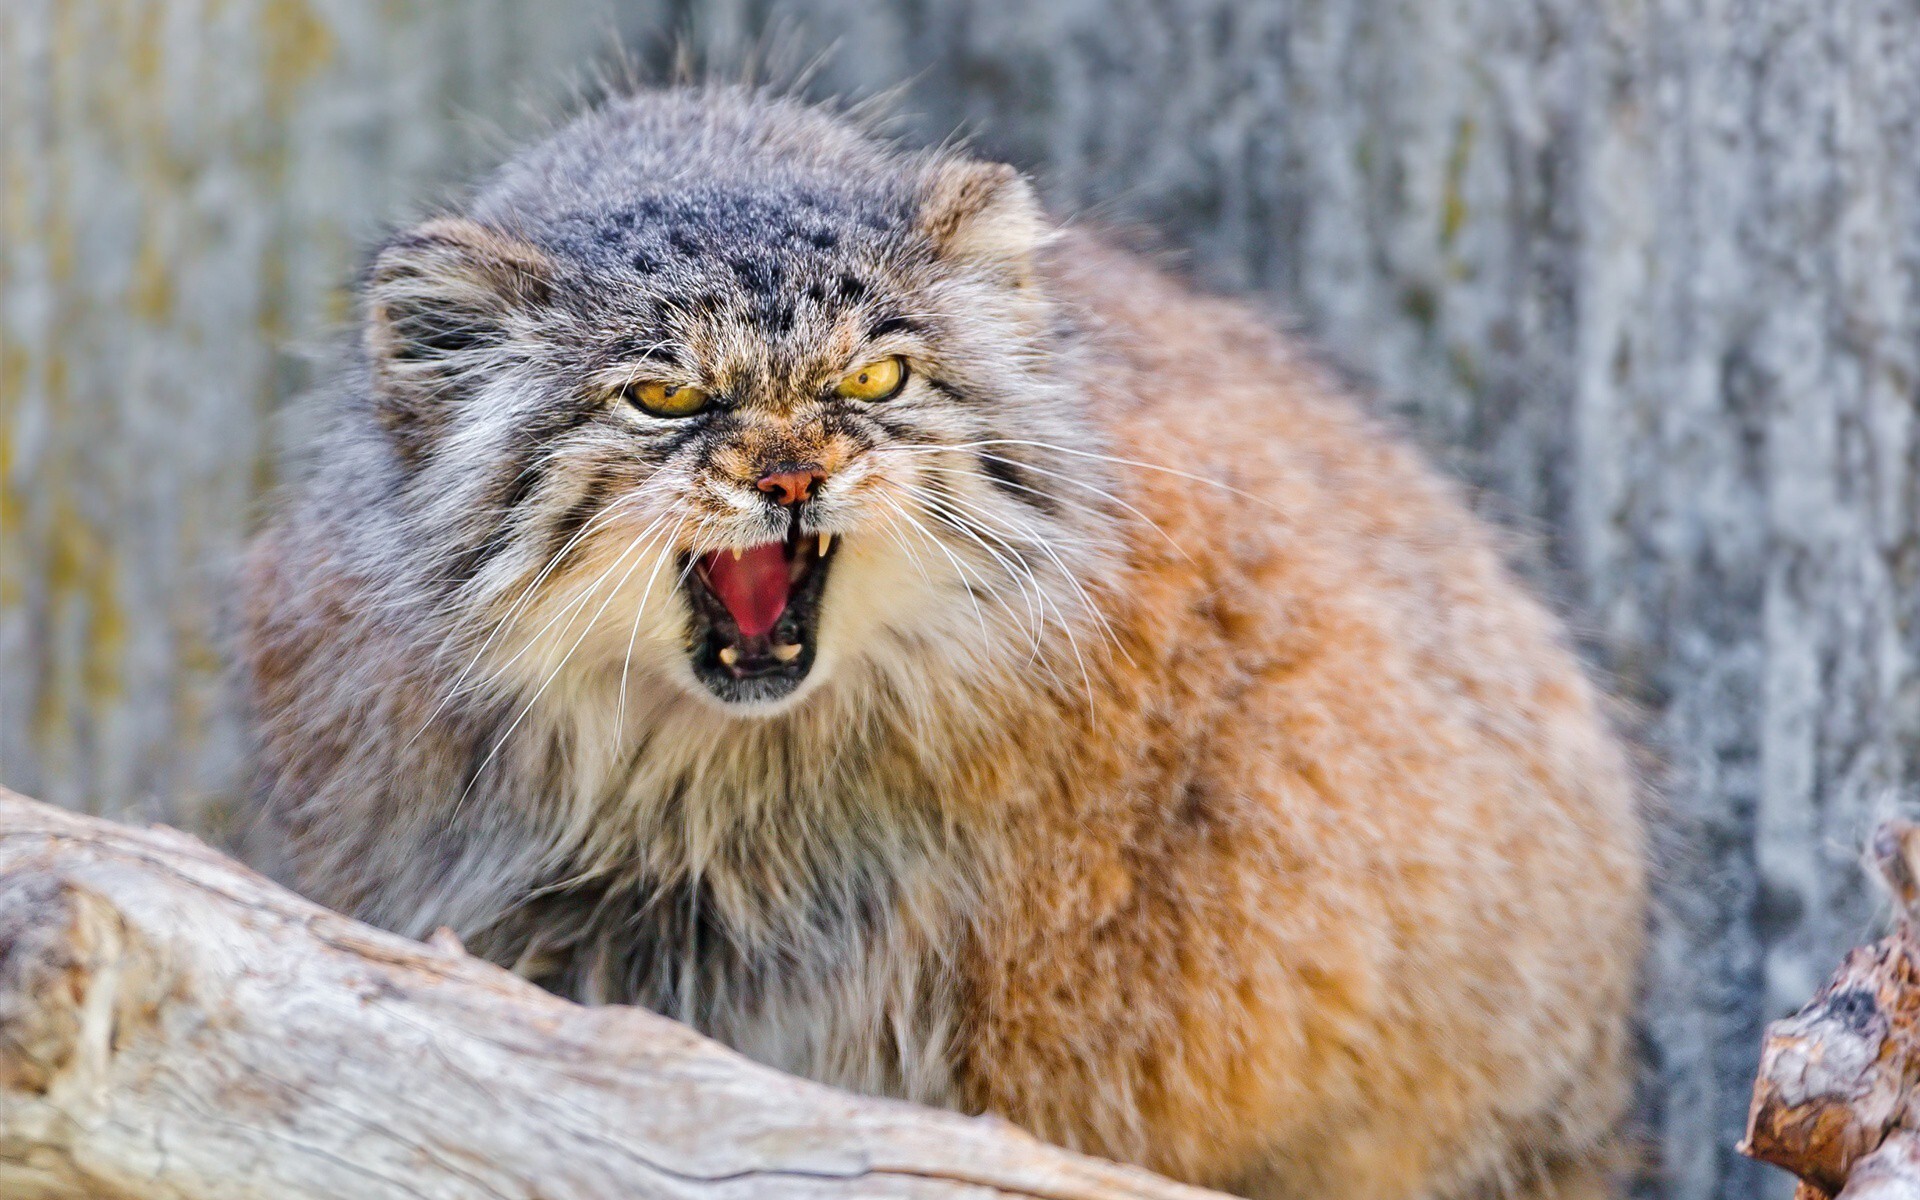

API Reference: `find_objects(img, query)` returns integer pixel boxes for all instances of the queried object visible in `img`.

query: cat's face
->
[365,150,1112,716]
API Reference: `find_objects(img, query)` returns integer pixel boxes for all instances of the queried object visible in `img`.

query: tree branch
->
[0,787,1220,1200]
[1743,821,1920,1200]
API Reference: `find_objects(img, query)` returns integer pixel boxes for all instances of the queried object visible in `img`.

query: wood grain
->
[0,786,1221,1200]
[1745,823,1920,1200]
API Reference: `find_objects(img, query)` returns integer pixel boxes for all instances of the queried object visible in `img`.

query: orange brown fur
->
[952,241,1644,1196]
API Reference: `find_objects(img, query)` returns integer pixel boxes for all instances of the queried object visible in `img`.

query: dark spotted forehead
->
[541,185,918,278]
[537,185,930,369]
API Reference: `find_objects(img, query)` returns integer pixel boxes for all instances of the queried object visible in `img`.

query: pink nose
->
[757,465,826,507]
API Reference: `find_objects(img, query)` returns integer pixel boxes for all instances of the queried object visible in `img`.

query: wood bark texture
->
[1744,822,1920,1200]
[1,0,608,832]
[0,785,1221,1200]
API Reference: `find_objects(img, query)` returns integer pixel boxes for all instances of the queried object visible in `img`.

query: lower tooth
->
[772,642,803,663]
[718,646,740,666]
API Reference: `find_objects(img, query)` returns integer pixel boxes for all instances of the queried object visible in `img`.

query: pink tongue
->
[699,544,791,639]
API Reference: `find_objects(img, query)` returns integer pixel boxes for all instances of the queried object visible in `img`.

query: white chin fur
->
[669,527,1005,718]
[498,522,1015,727]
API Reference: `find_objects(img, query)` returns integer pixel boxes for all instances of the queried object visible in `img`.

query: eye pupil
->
[833,355,907,402]
[621,379,707,417]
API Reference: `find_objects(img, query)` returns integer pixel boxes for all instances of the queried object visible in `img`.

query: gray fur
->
[242,86,1112,1102]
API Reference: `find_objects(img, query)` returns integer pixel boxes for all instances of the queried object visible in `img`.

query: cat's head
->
[363,90,1116,716]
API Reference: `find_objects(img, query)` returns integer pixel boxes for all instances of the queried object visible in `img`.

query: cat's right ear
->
[917,160,1050,290]
[364,217,553,458]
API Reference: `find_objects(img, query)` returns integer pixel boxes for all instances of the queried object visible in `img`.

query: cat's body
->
[243,89,1645,1199]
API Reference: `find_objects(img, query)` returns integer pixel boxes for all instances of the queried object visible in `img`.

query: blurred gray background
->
[8,2,1918,1197]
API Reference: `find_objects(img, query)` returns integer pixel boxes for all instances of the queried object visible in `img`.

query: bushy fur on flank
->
[242,87,1646,1200]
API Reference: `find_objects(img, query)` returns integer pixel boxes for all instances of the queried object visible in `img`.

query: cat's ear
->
[917,160,1050,289]
[364,217,553,457]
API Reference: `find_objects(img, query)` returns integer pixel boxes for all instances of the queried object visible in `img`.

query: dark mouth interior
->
[683,524,836,702]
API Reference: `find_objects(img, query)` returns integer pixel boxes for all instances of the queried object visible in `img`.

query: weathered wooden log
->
[0,786,1220,1200]
[1835,1131,1920,1200]
[1742,822,1920,1200]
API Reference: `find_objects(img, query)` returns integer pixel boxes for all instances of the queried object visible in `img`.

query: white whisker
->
[455,517,672,814]
[888,443,1193,565]
[403,488,658,753]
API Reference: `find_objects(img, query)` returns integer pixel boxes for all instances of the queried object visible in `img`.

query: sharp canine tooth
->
[772,642,803,662]
[818,533,832,557]
[730,547,742,561]
[718,646,739,666]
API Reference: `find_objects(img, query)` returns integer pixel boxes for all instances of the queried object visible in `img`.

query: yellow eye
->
[834,356,908,402]
[625,380,710,418]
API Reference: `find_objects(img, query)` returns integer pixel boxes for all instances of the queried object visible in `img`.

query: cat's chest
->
[515,847,969,1109]
[527,714,983,1106]
[692,913,966,1108]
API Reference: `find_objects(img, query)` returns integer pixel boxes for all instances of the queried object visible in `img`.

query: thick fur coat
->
[242,88,1646,1200]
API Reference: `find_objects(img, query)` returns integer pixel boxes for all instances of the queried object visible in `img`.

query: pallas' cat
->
[243,87,1645,1200]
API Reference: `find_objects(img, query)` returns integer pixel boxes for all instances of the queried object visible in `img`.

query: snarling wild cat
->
[242,87,1646,1200]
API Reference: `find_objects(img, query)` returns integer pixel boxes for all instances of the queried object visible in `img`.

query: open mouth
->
[682,524,837,704]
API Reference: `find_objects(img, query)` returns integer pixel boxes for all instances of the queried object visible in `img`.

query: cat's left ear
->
[363,216,554,461]
[917,160,1051,289]
[366,216,553,369]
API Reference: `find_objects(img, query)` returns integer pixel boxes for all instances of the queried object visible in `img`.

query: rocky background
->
[11,3,1920,1197]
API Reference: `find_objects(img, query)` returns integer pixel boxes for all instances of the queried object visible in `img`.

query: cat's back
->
[974,235,1646,1198]
[1048,231,1611,730]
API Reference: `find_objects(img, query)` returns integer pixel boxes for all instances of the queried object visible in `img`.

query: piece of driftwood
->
[1743,821,1920,1200]
[0,787,1220,1200]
